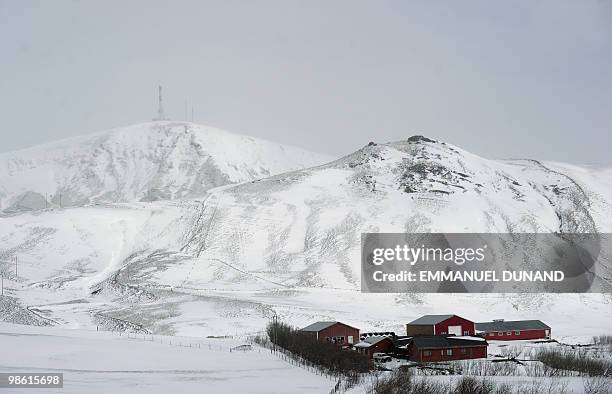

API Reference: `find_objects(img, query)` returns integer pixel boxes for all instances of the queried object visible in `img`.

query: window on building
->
[332,336,345,344]
[423,351,432,357]
[463,331,470,335]
[497,332,503,336]
[440,331,446,335]
[446,349,453,356]
[515,331,520,335]
[461,348,467,354]
[506,332,512,336]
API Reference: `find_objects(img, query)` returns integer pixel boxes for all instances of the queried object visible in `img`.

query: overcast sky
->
[1,0,611,164]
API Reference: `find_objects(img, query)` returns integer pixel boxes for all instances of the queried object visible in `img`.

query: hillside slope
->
[1,135,611,336]
[176,136,609,290]
[0,121,330,213]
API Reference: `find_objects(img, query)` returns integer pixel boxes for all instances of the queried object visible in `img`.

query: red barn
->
[476,320,551,341]
[300,321,359,347]
[354,336,395,359]
[406,314,475,337]
[406,336,488,362]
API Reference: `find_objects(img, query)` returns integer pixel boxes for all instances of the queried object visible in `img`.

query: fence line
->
[103,329,353,391]
[252,337,367,393]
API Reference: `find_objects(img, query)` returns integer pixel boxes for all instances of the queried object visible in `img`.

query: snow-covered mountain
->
[173,136,612,290]
[1,133,611,337]
[0,121,330,213]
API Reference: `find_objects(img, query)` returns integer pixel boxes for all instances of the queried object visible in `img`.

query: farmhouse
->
[354,336,395,359]
[406,314,475,336]
[405,335,488,362]
[300,321,359,347]
[476,319,551,340]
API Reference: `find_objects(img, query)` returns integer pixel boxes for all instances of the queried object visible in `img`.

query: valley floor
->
[1,322,610,394]
[0,323,334,394]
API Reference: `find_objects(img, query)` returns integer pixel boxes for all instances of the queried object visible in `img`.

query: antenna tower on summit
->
[153,85,169,121]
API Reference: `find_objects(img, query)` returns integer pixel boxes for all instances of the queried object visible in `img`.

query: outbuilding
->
[406,335,488,362]
[406,314,475,337]
[300,321,359,347]
[475,319,551,341]
[354,336,395,358]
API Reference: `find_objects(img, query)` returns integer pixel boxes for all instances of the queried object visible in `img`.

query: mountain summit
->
[0,121,330,213]
[174,136,611,289]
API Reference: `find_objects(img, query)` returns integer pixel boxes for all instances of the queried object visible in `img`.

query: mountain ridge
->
[0,121,331,213]
[1,128,611,335]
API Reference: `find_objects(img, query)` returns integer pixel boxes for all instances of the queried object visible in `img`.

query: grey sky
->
[1,0,611,164]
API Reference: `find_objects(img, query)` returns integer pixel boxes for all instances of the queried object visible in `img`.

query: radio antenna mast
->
[153,85,168,121]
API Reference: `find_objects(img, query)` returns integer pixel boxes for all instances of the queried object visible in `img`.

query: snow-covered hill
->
[175,136,610,290]
[0,121,330,213]
[1,134,611,337]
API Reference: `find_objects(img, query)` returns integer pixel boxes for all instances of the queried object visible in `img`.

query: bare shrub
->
[593,335,612,354]
[535,348,611,377]
[582,375,612,394]
[514,379,543,394]
[592,335,612,346]
[455,359,519,376]
[500,344,523,359]
[267,321,370,376]
[369,372,513,394]
[494,383,513,394]
[368,369,447,394]
[541,379,570,394]
[454,376,496,394]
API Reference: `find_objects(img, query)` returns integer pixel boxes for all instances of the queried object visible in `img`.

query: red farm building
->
[406,335,488,362]
[300,321,359,347]
[476,319,551,341]
[406,314,475,337]
[353,336,395,359]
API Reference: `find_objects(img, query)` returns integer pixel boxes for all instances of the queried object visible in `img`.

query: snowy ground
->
[0,322,334,394]
[1,322,609,393]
